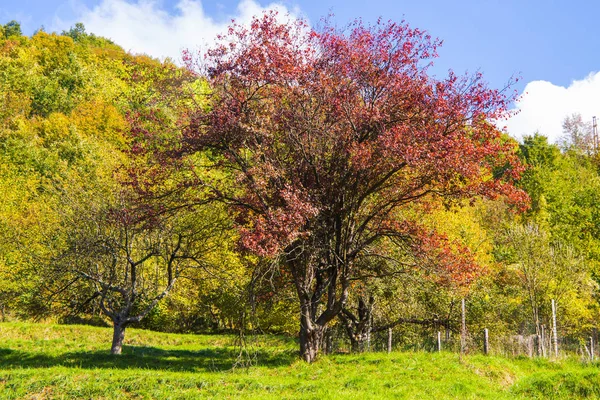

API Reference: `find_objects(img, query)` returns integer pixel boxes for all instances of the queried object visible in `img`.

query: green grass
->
[0,322,599,399]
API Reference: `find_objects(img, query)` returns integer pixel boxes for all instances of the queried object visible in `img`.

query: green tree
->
[44,186,228,354]
[3,21,21,38]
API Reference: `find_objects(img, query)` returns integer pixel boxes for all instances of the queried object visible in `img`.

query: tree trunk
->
[299,323,323,363]
[287,247,349,363]
[339,296,373,353]
[298,299,325,362]
[111,322,127,355]
[350,335,361,353]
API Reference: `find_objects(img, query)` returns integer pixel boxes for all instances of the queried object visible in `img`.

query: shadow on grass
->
[0,345,297,372]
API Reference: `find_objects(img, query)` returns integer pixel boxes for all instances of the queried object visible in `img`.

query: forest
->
[1,14,600,371]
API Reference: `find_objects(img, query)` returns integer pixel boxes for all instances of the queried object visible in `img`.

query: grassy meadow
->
[1,322,600,399]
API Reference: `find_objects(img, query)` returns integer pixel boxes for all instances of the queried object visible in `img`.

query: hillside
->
[1,322,599,399]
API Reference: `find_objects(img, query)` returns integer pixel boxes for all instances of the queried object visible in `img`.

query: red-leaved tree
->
[173,13,527,362]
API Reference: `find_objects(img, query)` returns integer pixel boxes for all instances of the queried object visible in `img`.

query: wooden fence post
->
[540,325,546,357]
[437,331,442,352]
[460,298,466,356]
[366,307,373,352]
[551,299,558,357]
[326,330,333,355]
[484,328,489,355]
[387,328,392,354]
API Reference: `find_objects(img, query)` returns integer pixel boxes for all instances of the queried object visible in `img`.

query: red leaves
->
[411,224,483,289]
[237,184,318,256]
[180,14,527,275]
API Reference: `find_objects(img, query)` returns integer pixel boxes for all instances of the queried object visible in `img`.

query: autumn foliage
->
[168,13,528,361]
[0,17,535,363]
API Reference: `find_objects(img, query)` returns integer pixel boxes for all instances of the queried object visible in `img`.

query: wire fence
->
[319,305,598,361]
[322,326,598,359]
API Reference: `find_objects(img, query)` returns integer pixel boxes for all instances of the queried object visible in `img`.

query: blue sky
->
[1,0,600,141]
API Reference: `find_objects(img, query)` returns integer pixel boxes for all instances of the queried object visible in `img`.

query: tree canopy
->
[139,13,529,361]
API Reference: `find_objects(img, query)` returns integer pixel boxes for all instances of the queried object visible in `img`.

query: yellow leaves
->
[0,91,31,127]
[36,112,72,142]
[182,78,211,111]
[423,200,494,268]
[0,162,60,263]
[129,53,162,68]
[72,100,127,146]
[30,32,75,69]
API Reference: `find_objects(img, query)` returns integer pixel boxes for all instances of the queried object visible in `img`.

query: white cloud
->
[505,72,600,143]
[55,0,303,63]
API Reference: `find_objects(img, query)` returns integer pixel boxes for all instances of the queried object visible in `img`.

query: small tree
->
[3,21,22,39]
[169,13,527,362]
[47,189,224,354]
[560,113,593,155]
[501,223,592,341]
